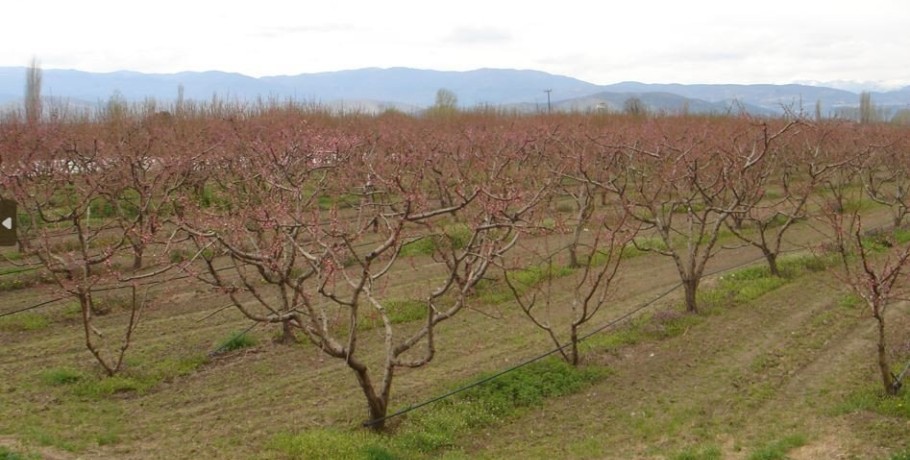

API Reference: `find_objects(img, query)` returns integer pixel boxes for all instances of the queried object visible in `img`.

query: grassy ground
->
[1,207,909,459]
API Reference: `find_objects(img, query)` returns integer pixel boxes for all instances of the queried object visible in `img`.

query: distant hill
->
[551,91,776,116]
[0,66,907,117]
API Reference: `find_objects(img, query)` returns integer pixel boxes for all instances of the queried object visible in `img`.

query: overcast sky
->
[3,0,908,88]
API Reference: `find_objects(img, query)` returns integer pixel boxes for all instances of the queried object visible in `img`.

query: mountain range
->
[1,66,908,117]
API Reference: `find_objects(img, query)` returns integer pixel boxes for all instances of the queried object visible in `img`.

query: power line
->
[0,295,67,318]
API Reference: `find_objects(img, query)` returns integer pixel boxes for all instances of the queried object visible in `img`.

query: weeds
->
[395,359,607,453]
[700,254,832,311]
[0,446,39,460]
[672,444,723,460]
[50,355,208,398]
[40,367,84,386]
[477,263,573,305]
[837,384,910,419]
[269,429,390,460]
[268,358,609,458]
[747,434,806,460]
[0,313,49,332]
[358,299,427,330]
[399,224,472,257]
[0,271,47,292]
[215,331,257,353]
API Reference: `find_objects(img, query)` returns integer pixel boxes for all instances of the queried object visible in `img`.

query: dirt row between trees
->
[0,208,905,458]
[463,270,910,459]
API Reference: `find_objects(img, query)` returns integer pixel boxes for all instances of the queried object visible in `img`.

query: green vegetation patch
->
[268,358,608,459]
[40,367,85,386]
[747,434,806,460]
[582,308,702,354]
[0,313,50,332]
[585,254,833,357]
[214,331,258,354]
[397,358,607,453]
[399,224,473,257]
[39,355,207,398]
[622,236,669,259]
[476,263,574,305]
[317,193,360,210]
[862,226,910,253]
[268,429,391,460]
[0,446,40,460]
[700,254,833,311]
[672,444,723,460]
[358,299,427,330]
[0,272,46,292]
[837,384,910,419]
[399,236,437,257]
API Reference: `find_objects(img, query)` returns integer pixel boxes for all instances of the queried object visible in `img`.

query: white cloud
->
[443,27,511,45]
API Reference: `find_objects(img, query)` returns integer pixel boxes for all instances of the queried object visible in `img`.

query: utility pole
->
[544,89,552,114]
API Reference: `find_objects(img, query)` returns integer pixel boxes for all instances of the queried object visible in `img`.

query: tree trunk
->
[683,278,699,314]
[352,364,390,431]
[765,250,780,277]
[569,325,580,366]
[875,313,897,395]
[276,319,298,344]
[132,245,144,270]
[568,240,581,269]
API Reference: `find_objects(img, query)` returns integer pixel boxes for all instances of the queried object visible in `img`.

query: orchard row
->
[2,107,908,427]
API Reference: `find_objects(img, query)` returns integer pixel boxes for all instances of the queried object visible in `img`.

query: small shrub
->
[215,331,257,353]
